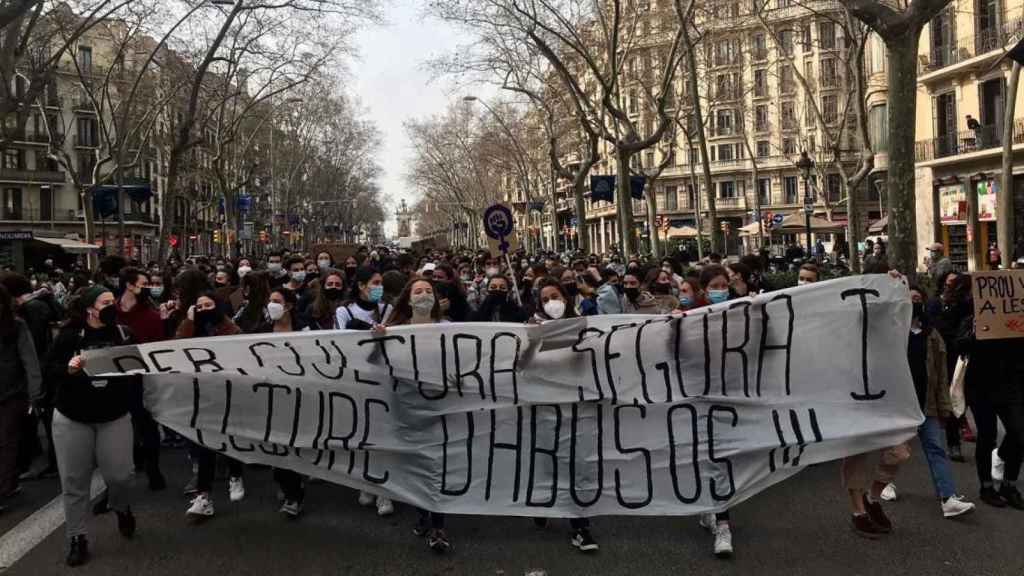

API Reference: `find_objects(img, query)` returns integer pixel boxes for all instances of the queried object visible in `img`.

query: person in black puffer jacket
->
[44,285,138,567]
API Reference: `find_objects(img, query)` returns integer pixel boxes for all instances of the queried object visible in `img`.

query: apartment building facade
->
[523,0,885,257]
[914,0,1024,271]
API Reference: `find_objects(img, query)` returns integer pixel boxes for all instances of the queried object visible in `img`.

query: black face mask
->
[487,289,508,301]
[195,309,220,329]
[345,266,358,275]
[324,288,344,301]
[650,283,671,295]
[215,280,229,288]
[97,305,117,327]
[624,287,641,302]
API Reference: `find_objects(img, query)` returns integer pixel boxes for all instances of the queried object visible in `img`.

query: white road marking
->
[0,473,105,573]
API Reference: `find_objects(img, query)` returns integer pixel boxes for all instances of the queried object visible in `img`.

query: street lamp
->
[795,150,815,258]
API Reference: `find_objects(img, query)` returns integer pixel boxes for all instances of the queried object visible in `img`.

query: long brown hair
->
[310,269,345,322]
[386,277,441,326]
[238,271,272,328]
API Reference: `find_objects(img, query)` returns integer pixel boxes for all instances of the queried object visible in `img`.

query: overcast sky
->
[350,0,466,236]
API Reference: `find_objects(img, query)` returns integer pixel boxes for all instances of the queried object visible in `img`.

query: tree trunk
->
[685,46,720,254]
[999,62,1019,269]
[884,32,923,276]
[846,178,863,274]
[573,173,590,254]
[646,181,661,257]
[616,147,636,256]
[81,186,97,270]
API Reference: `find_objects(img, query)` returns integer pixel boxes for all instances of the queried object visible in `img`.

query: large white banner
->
[85,275,922,517]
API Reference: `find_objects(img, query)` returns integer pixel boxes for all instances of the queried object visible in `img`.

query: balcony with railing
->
[915,118,1024,161]
[716,195,748,209]
[0,167,66,183]
[922,16,1024,75]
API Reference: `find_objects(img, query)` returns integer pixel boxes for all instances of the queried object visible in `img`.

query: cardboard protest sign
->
[972,269,1024,340]
[483,203,519,258]
[84,275,920,517]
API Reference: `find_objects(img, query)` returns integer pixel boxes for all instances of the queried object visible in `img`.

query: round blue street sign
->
[772,213,785,224]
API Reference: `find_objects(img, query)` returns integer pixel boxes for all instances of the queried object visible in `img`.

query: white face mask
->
[267,302,286,321]
[486,267,499,278]
[797,279,810,286]
[317,259,332,270]
[411,293,435,315]
[543,299,566,320]
[237,266,252,278]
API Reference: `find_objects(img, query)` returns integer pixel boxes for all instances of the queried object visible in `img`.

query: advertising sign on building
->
[939,185,967,224]
[977,180,997,222]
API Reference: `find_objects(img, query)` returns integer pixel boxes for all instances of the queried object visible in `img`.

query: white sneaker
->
[186,493,214,517]
[357,491,375,507]
[942,495,976,518]
[376,496,394,517]
[280,500,302,518]
[880,483,898,502]
[713,522,733,558]
[698,513,717,533]
[992,448,1005,486]
[228,477,245,503]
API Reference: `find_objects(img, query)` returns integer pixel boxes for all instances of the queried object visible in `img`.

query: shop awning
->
[665,225,700,238]
[34,236,100,254]
[772,212,844,233]
[868,215,888,233]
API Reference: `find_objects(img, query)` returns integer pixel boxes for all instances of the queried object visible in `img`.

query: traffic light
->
[213,229,222,244]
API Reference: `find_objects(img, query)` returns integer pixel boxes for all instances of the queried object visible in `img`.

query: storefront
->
[0,230,33,271]
[937,183,968,270]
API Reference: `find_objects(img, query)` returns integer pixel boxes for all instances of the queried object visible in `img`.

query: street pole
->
[999,61,1019,269]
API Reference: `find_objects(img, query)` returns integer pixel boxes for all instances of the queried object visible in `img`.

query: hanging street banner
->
[83,275,921,517]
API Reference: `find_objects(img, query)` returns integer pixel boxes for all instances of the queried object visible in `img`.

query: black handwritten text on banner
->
[85,275,922,517]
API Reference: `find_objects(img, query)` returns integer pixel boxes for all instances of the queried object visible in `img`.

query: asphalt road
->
[3,440,1022,576]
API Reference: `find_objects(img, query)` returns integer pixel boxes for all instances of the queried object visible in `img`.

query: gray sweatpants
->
[52,410,135,538]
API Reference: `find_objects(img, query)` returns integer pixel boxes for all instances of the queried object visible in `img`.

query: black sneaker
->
[851,514,886,539]
[427,528,452,554]
[92,492,110,515]
[532,517,549,529]
[571,528,599,552]
[980,486,1008,508]
[862,495,892,533]
[116,508,136,539]
[412,516,429,537]
[949,445,966,463]
[66,535,90,567]
[998,485,1024,510]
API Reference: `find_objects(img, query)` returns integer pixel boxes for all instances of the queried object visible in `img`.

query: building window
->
[666,185,678,210]
[77,116,98,147]
[801,24,812,50]
[778,29,793,56]
[628,88,638,114]
[756,140,770,157]
[719,180,736,198]
[805,97,816,127]
[784,176,798,203]
[718,143,735,161]
[753,68,767,97]
[752,33,768,61]
[822,94,838,124]
[820,57,837,87]
[78,46,92,72]
[819,21,836,49]
[827,173,842,202]
[3,188,22,219]
[755,104,769,132]
[2,149,22,170]
[868,103,887,151]
[783,137,796,155]
[758,178,771,205]
[781,100,796,129]
[715,109,734,136]
[780,64,794,95]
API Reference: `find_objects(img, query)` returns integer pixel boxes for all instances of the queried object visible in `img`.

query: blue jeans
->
[918,416,956,499]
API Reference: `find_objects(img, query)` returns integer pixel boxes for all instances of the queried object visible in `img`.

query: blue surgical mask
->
[368,285,384,303]
[708,289,730,304]
[679,295,694,308]
[149,286,164,298]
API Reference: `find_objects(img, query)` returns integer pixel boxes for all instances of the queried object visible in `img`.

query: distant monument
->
[396,198,413,239]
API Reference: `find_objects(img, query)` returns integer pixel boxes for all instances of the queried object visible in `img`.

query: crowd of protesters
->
[0,242,1020,568]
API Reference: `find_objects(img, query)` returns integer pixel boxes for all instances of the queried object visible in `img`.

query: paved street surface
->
[2,441,1021,576]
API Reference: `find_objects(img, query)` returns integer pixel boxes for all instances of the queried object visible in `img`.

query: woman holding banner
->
[335,266,395,518]
[696,265,736,558]
[381,277,453,553]
[44,285,138,567]
[178,292,247,521]
[527,277,600,553]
